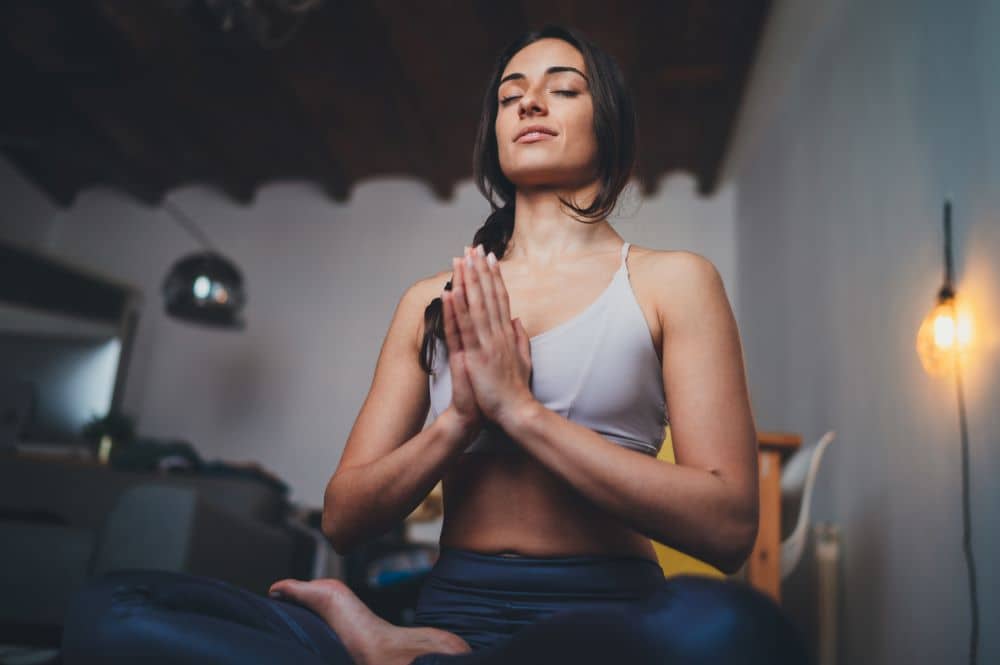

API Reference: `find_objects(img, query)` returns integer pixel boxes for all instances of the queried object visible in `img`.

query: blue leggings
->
[62,548,808,665]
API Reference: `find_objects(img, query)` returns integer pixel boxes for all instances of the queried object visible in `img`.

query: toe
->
[268,579,308,601]
[268,579,293,595]
[269,580,337,614]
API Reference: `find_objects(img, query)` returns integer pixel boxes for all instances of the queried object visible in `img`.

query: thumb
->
[513,318,530,365]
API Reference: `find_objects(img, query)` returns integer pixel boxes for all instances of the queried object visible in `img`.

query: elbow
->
[715,512,759,576]
[320,510,344,555]
[321,481,357,556]
[321,507,358,556]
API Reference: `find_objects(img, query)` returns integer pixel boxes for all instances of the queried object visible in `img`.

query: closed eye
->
[499,90,580,105]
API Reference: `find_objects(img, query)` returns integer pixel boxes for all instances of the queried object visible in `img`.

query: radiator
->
[814,522,842,665]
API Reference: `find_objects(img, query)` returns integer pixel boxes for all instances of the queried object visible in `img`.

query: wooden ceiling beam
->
[259,4,419,196]
[95,1,283,202]
[692,1,772,193]
[0,151,78,206]
[370,1,527,199]
[0,0,770,205]
[0,32,159,205]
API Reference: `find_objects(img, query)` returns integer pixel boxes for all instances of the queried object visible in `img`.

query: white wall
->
[1,165,738,509]
[726,0,999,662]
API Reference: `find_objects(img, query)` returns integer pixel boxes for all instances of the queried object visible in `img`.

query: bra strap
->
[620,241,631,270]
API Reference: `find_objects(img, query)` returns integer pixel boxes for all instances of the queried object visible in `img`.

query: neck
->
[506,181,619,267]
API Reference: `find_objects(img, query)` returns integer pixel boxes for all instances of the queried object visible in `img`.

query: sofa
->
[0,451,319,646]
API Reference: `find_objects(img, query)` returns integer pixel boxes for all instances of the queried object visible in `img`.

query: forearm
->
[500,400,758,573]
[323,408,476,553]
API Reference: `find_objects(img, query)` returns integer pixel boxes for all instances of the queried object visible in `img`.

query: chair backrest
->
[780,430,836,579]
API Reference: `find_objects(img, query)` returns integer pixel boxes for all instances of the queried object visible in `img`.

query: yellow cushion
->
[651,427,725,579]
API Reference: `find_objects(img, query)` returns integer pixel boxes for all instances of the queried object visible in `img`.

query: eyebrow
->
[499,66,589,86]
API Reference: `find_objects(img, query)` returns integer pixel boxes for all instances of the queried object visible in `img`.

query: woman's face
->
[495,38,598,189]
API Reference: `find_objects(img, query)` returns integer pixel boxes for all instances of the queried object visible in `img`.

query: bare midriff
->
[438,446,659,564]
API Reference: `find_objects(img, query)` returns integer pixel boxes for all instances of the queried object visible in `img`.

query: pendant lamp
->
[161,199,246,330]
[914,199,980,664]
[915,200,974,375]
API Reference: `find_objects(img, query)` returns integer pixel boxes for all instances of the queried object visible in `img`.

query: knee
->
[66,569,184,620]
[62,570,179,662]
[636,576,809,665]
[65,570,155,621]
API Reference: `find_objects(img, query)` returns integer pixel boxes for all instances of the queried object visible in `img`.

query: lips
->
[514,125,558,142]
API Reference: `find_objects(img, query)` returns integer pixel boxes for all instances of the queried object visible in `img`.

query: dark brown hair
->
[419,24,638,374]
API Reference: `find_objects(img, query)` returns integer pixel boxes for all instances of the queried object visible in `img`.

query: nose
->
[517,85,547,117]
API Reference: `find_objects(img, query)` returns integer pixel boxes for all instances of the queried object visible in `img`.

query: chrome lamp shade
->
[162,251,246,329]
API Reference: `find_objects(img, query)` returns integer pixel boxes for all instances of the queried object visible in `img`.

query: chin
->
[503,162,593,190]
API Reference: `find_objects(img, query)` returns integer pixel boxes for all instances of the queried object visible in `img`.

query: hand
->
[450,244,535,424]
[441,267,484,437]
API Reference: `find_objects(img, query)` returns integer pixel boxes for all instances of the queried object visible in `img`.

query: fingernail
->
[269,591,283,598]
[487,252,497,266]
[465,254,474,268]
[476,244,485,257]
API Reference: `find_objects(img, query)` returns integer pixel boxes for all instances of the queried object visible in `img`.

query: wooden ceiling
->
[0,0,770,206]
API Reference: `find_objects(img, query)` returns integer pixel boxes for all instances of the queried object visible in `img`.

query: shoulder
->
[409,268,453,301]
[631,247,728,330]
[405,269,453,348]
[630,244,721,287]
[651,249,720,283]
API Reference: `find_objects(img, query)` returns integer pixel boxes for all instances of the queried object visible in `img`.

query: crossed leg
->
[63,570,806,665]
[62,570,467,665]
[274,574,808,665]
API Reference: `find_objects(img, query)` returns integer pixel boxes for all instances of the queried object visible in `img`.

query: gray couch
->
[0,452,316,646]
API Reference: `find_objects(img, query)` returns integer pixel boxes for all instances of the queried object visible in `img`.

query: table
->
[746,431,802,604]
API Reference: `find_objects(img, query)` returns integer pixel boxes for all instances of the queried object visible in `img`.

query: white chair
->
[779,430,836,580]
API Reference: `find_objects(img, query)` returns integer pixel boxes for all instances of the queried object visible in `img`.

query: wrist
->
[495,393,542,435]
[439,407,482,443]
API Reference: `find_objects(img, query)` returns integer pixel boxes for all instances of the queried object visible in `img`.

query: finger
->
[441,288,463,353]
[485,250,516,346]
[472,245,503,337]
[451,256,480,351]
[514,317,531,367]
[486,251,512,322]
[461,249,491,347]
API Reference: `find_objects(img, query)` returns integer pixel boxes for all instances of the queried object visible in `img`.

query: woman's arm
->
[322,276,479,554]
[496,253,759,574]
[324,406,477,554]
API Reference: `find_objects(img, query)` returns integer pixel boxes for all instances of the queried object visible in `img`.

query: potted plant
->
[81,410,136,464]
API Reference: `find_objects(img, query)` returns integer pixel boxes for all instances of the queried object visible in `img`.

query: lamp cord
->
[951,301,978,665]
[162,199,215,251]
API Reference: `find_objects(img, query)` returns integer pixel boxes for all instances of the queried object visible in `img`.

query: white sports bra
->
[428,241,668,455]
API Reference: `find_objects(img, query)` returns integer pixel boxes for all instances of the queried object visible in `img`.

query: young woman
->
[62,25,806,665]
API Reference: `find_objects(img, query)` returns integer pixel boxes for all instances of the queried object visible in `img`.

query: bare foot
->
[269,578,471,665]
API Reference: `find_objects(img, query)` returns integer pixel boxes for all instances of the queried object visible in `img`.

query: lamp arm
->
[162,199,216,251]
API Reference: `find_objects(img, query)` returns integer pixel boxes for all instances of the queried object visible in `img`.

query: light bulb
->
[193,275,212,299]
[916,297,975,376]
